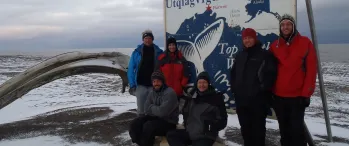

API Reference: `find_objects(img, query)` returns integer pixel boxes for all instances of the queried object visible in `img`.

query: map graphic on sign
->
[164,0,296,112]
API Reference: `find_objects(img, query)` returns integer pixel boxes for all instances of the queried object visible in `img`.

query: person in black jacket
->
[230,28,277,146]
[166,71,227,146]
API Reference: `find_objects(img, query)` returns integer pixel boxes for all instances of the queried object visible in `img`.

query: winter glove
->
[129,87,136,96]
[183,86,194,97]
[299,96,310,107]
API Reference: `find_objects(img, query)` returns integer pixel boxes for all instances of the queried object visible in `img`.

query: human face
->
[152,79,163,90]
[168,43,176,52]
[143,36,153,46]
[197,79,209,92]
[280,20,293,37]
[242,36,256,48]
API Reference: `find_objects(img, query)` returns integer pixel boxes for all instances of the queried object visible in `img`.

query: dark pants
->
[166,129,215,146]
[273,96,307,146]
[129,115,176,146]
[236,105,268,146]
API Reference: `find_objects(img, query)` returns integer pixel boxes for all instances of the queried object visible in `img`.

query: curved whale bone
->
[0,52,130,110]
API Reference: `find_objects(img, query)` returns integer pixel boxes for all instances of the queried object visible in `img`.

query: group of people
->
[126,14,318,146]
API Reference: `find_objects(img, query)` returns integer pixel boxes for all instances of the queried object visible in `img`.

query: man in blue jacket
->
[127,29,163,116]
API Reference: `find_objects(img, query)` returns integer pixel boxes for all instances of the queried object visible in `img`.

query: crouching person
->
[129,70,179,146]
[166,71,228,146]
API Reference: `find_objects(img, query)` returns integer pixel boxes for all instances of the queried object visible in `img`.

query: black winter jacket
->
[230,42,277,107]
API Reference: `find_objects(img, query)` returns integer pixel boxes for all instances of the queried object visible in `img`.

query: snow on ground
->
[0,55,348,146]
[0,71,136,124]
[0,135,111,146]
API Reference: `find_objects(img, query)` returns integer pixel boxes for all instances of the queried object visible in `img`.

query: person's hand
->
[183,86,194,96]
[129,87,136,96]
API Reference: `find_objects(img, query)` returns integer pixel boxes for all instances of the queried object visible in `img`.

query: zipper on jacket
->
[153,46,158,72]
[136,45,158,85]
[170,63,174,88]
[257,60,266,88]
[188,92,197,120]
[136,48,144,84]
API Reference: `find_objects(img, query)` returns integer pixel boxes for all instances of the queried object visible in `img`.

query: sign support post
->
[305,0,333,142]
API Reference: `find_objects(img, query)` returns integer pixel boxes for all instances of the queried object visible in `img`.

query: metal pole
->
[163,0,168,49]
[294,0,297,20]
[305,0,333,142]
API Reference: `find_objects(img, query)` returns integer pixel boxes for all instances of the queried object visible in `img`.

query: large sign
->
[164,0,296,116]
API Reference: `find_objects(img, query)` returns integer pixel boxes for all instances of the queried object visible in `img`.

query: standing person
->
[269,14,318,146]
[230,28,277,146]
[128,70,179,146]
[157,37,189,111]
[127,29,163,116]
[166,71,227,146]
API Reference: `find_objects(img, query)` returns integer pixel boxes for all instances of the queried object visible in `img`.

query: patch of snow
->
[0,135,112,146]
[1,56,349,145]
[306,118,349,139]
[66,58,123,69]
[0,71,135,124]
[225,141,242,146]
[0,92,136,124]
[114,131,131,143]
[321,142,349,146]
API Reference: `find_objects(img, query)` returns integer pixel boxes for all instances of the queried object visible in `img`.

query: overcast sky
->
[0,0,347,50]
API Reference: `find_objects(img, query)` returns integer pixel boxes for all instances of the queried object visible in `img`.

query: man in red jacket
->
[269,14,318,146]
[157,37,189,105]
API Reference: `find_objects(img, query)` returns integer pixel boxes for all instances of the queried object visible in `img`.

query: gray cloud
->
[297,0,349,43]
[0,0,165,49]
[0,0,347,50]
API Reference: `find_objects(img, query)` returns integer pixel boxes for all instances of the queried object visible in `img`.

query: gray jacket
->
[144,86,179,124]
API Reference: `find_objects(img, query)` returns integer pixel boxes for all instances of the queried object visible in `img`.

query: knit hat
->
[142,29,154,40]
[166,37,177,52]
[151,70,165,83]
[279,14,296,36]
[196,71,210,84]
[242,28,257,40]
[196,71,216,95]
[276,14,298,47]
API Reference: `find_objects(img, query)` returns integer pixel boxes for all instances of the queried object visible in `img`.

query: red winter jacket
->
[157,51,189,96]
[269,33,318,98]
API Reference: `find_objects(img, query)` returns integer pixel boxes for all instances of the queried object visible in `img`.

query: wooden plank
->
[158,137,225,146]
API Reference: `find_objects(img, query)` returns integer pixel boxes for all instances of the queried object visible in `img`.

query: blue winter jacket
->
[127,43,163,88]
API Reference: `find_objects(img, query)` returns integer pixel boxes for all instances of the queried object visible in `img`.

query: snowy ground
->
[0,55,348,146]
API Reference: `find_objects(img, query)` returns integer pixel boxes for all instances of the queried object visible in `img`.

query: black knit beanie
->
[151,70,165,83]
[166,37,177,52]
[196,71,210,84]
